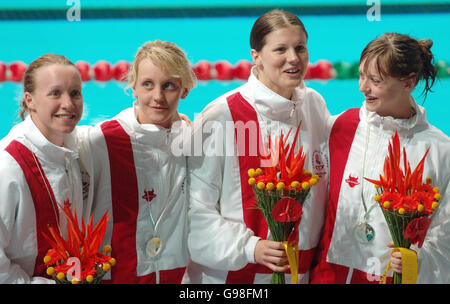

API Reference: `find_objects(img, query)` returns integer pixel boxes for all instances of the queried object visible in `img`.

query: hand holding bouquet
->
[365,132,441,284]
[248,124,319,284]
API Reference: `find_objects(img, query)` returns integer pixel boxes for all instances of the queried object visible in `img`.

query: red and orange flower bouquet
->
[43,201,116,284]
[365,132,441,284]
[248,124,319,284]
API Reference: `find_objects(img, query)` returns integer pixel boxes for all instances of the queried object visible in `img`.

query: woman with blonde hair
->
[0,54,86,283]
[79,40,196,283]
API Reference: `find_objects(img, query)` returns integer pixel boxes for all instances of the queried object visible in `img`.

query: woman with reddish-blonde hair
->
[0,54,86,283]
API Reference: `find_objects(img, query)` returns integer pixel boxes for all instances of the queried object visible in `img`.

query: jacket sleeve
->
[187,102,260,271]
[416,141,450,283]
[0,154,54,284]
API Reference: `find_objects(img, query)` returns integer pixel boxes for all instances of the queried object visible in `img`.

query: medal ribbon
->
[380,248,418,284]
[282,241,299,284]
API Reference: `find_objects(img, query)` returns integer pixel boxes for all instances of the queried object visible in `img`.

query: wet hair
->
[126,40,197,92]
[250,9,308,52]
[360,32,437,100]
[20,53,77,121]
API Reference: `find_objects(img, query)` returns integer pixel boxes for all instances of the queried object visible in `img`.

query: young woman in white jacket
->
[184,9,331,284]
[0,54,86,283]
[310,33,450,283]
[78,40,196,284]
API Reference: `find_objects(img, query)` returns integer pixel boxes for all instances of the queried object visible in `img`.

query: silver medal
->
[353,222,375,243]
[146,236,163,257]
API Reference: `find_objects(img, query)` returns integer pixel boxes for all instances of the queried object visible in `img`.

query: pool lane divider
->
[1,59,449,82]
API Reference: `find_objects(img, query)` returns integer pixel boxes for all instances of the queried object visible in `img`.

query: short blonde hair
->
[126,40,197,91]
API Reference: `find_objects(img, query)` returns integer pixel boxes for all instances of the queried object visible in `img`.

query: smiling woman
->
[184,9,331,284]
[250,10,309,100]
[22,61,83,146]
[0,53,86,283]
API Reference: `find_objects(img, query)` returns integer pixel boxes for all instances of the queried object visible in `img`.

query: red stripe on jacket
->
[309,108,386,283]
[225,92,315,284]
[101,120,185,284]
[5,140,59,278]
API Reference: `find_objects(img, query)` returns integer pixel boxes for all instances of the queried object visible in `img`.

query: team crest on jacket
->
[345,175,360,187]
[142,189,156,202]
[312,150,327,178]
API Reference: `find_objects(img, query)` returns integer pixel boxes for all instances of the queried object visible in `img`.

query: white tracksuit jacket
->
[184,70,331,283]
[310,101,450,283]
[0,116,85,283]
[77,106,189,283]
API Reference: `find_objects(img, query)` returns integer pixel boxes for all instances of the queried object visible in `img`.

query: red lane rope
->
[0,59,344,82]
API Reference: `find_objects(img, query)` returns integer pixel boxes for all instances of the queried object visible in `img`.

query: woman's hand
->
[387,242,402,274]
[178,113,192,127]
[254,239,289,272]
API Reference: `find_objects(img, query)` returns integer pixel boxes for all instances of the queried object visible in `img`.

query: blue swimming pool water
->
[1,13,449,137]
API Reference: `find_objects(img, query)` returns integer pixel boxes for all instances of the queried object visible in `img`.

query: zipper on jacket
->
[166,128,171,145]
[291,101,300,152]
[289,102,297,119]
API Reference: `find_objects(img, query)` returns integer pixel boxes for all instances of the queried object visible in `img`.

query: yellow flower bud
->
[374,195,381,202]
[104,245,112,253]
[276,182,285,191]
[109,258,117,266]
[103,263,111,272]
[46,267,55,276]
[43,255,51,264]
[433,187,440,193]
[56,272,65,280]
[290,181,300,189]
[417,204,424,212]
[375,184,380,189]
[256,182,265,190]
[266,182,275,191]
[302,182,310,190]
[426,177,432,184]
[434,193,441,201]
[398,208,405,215]
[248,168,256,178]
[383,201,390,209]
[72,278,80,284]
[248,177,256,185]
[309,178,318,186]
[432,202,439,210]
[255,168,263,176]
[86,275,94,283]
[304,170,312,177]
